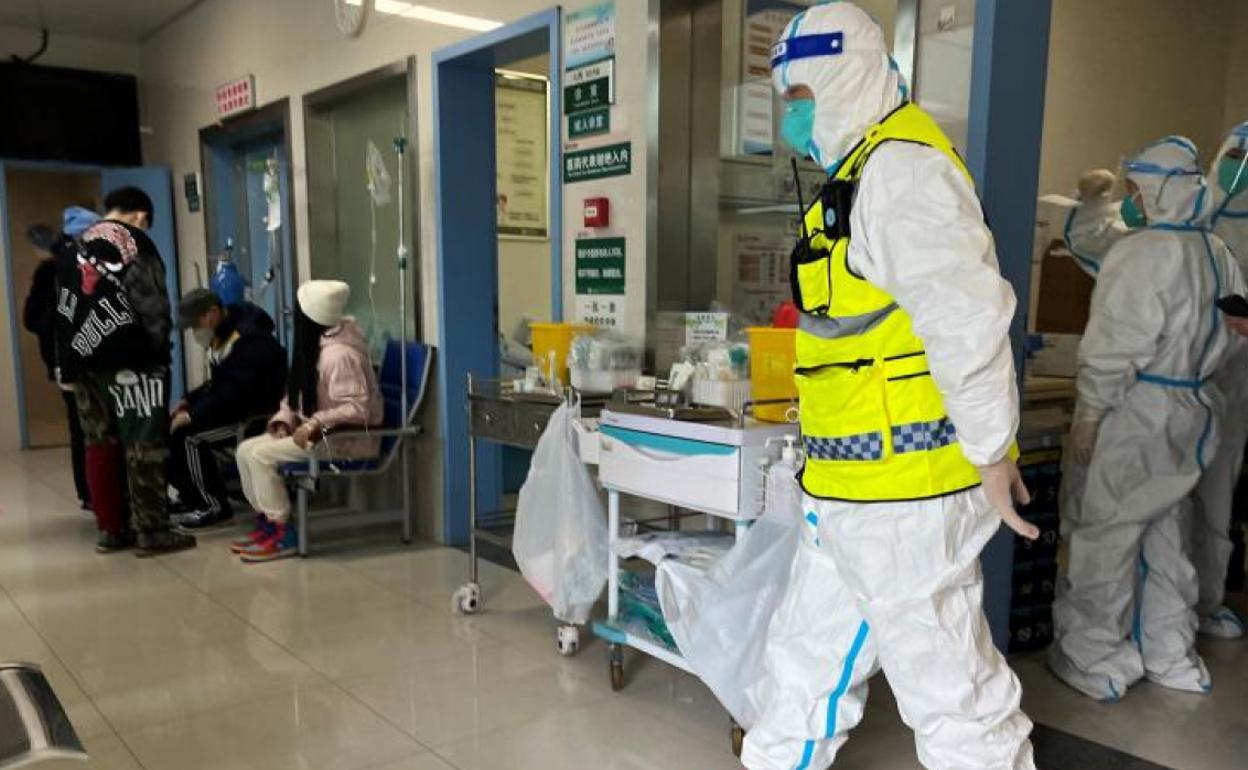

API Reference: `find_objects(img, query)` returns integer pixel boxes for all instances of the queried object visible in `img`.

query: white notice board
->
[495,72,549,240]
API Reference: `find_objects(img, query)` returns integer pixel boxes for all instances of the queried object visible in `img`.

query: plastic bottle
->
[764,435,803,523]
[210,238,246,306]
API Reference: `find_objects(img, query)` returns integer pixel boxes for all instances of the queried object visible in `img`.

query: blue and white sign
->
[565,2,616,69]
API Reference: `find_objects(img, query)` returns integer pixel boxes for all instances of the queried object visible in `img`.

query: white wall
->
[1038,0,1237,198]
[498,238,552,338]
[0,25,140,75]
[559,1,652,339]
[1225,2,1248,129]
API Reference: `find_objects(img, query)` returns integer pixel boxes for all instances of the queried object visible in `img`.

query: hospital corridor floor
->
[0,448,1244,770]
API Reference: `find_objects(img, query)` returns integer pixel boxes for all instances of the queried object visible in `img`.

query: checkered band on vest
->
[803,432,885,461]
[891,418,958,455]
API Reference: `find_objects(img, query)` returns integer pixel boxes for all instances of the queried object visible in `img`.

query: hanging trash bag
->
[655,454,803,728]
[512,401,608,625]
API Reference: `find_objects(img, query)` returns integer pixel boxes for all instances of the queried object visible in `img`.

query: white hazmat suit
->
[742,5,1035,770]
[1058,169,1131,548]
[1050,137,1248,700]
[1192,121,1248,639]
[1064,168,1130,277]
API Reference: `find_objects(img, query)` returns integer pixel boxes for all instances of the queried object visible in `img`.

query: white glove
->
[1068,419,1101,466]
[977,459,1039,540]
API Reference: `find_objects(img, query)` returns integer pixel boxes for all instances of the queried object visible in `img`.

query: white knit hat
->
[297,280,350,327]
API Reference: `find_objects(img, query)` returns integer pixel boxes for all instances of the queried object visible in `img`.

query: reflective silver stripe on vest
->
[798,303,898,340]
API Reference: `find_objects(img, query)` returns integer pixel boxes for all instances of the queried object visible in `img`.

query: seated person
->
[168,289,287,529]
[232,280,382,562]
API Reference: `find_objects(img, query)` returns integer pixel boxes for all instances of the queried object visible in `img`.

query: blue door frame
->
[200,103,297,350]
[433,8,563,544]
[202,135,295,348]
[966,0,1053,651]
[0,159,185,449]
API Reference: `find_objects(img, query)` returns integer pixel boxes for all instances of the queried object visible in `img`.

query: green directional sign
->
[575,237,626,295]
[569,106,610,139]
[563,141,631,183]
[565,77,610,112]
[563,58,615,113]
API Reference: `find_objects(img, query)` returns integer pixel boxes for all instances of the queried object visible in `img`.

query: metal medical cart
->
[451,374,605,654]
[590,406,796,680]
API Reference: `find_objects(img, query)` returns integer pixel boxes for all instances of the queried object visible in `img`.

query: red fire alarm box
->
[584,197,610,228]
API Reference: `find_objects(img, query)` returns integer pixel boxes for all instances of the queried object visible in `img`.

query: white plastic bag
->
[655,458,802,728]
[512,402,608,624]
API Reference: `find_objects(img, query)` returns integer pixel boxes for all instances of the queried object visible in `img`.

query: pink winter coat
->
[269,319,384,458]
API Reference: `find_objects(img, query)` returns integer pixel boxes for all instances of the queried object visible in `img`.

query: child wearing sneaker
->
[233,280,382,562]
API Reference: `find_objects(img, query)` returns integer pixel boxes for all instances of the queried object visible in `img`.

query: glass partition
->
[305,63,417,356]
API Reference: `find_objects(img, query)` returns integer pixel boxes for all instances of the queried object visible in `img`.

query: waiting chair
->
[0,662,86,768]
[279,340,434,556]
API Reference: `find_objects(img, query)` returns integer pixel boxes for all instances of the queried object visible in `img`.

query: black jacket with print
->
[53,220,171,380]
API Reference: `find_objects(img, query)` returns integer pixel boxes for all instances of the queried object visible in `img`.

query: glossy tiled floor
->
[1,447,1244,770]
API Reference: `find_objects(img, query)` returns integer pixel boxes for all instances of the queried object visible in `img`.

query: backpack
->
[52,230,148,378]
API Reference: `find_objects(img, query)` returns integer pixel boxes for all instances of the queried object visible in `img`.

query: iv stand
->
[395,133,411,543]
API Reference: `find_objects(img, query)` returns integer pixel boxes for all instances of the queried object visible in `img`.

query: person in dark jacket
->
[21,206,101,510]
[64,187,195,555]
[168,289,288,529]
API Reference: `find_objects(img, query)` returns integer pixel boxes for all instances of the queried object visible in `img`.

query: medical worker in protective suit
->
[1057,169,1132,541]
[743,4,1037,769]
[1064,168,1131,278]
[1191,121,1248,639]
[1050,136,1248,701]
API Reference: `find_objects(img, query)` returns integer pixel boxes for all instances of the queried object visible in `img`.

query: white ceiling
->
[0,0,202,42]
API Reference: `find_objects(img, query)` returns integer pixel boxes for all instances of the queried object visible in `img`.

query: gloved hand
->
[977,459,1039,540]
[1068,419,1101,465]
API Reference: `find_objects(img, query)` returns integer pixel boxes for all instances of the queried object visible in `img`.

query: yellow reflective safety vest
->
[792,102,986,502]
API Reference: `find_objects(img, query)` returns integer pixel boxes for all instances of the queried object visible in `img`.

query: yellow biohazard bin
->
[747,327,797,423]
[530,322,593,386]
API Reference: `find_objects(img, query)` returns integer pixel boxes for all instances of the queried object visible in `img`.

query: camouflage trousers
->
[74,368,171,535]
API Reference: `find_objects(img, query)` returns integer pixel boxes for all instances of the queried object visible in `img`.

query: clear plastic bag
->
[655,457,803,728]
[512,401,609,624]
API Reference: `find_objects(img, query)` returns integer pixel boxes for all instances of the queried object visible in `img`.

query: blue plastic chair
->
[279,339,434,556]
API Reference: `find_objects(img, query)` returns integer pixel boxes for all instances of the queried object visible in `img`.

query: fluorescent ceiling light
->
[350,0,503,32]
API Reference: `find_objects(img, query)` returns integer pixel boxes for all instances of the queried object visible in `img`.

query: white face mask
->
[192,327,215,349]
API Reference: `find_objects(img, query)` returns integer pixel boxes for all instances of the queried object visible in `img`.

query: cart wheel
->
[556,625,580,656]
[730,721,746,758]
[609,643,625,691]
[451,582,481,615]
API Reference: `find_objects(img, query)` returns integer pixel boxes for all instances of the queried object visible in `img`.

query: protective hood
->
[1122,136,1214,228]
[1211,121,1248,219]
[771,1,904,172]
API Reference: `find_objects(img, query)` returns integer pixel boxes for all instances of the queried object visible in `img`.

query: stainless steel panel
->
[687,0,724,311]
[656,0,694,313]
[469,397,517,444]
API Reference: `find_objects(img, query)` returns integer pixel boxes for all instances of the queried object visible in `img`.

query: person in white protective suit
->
[1050,136,1248,701]
[1192,121,1248,639]
[1056,169,1134,545]
[1064,168,1131,278]
[742,4,1037,770]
